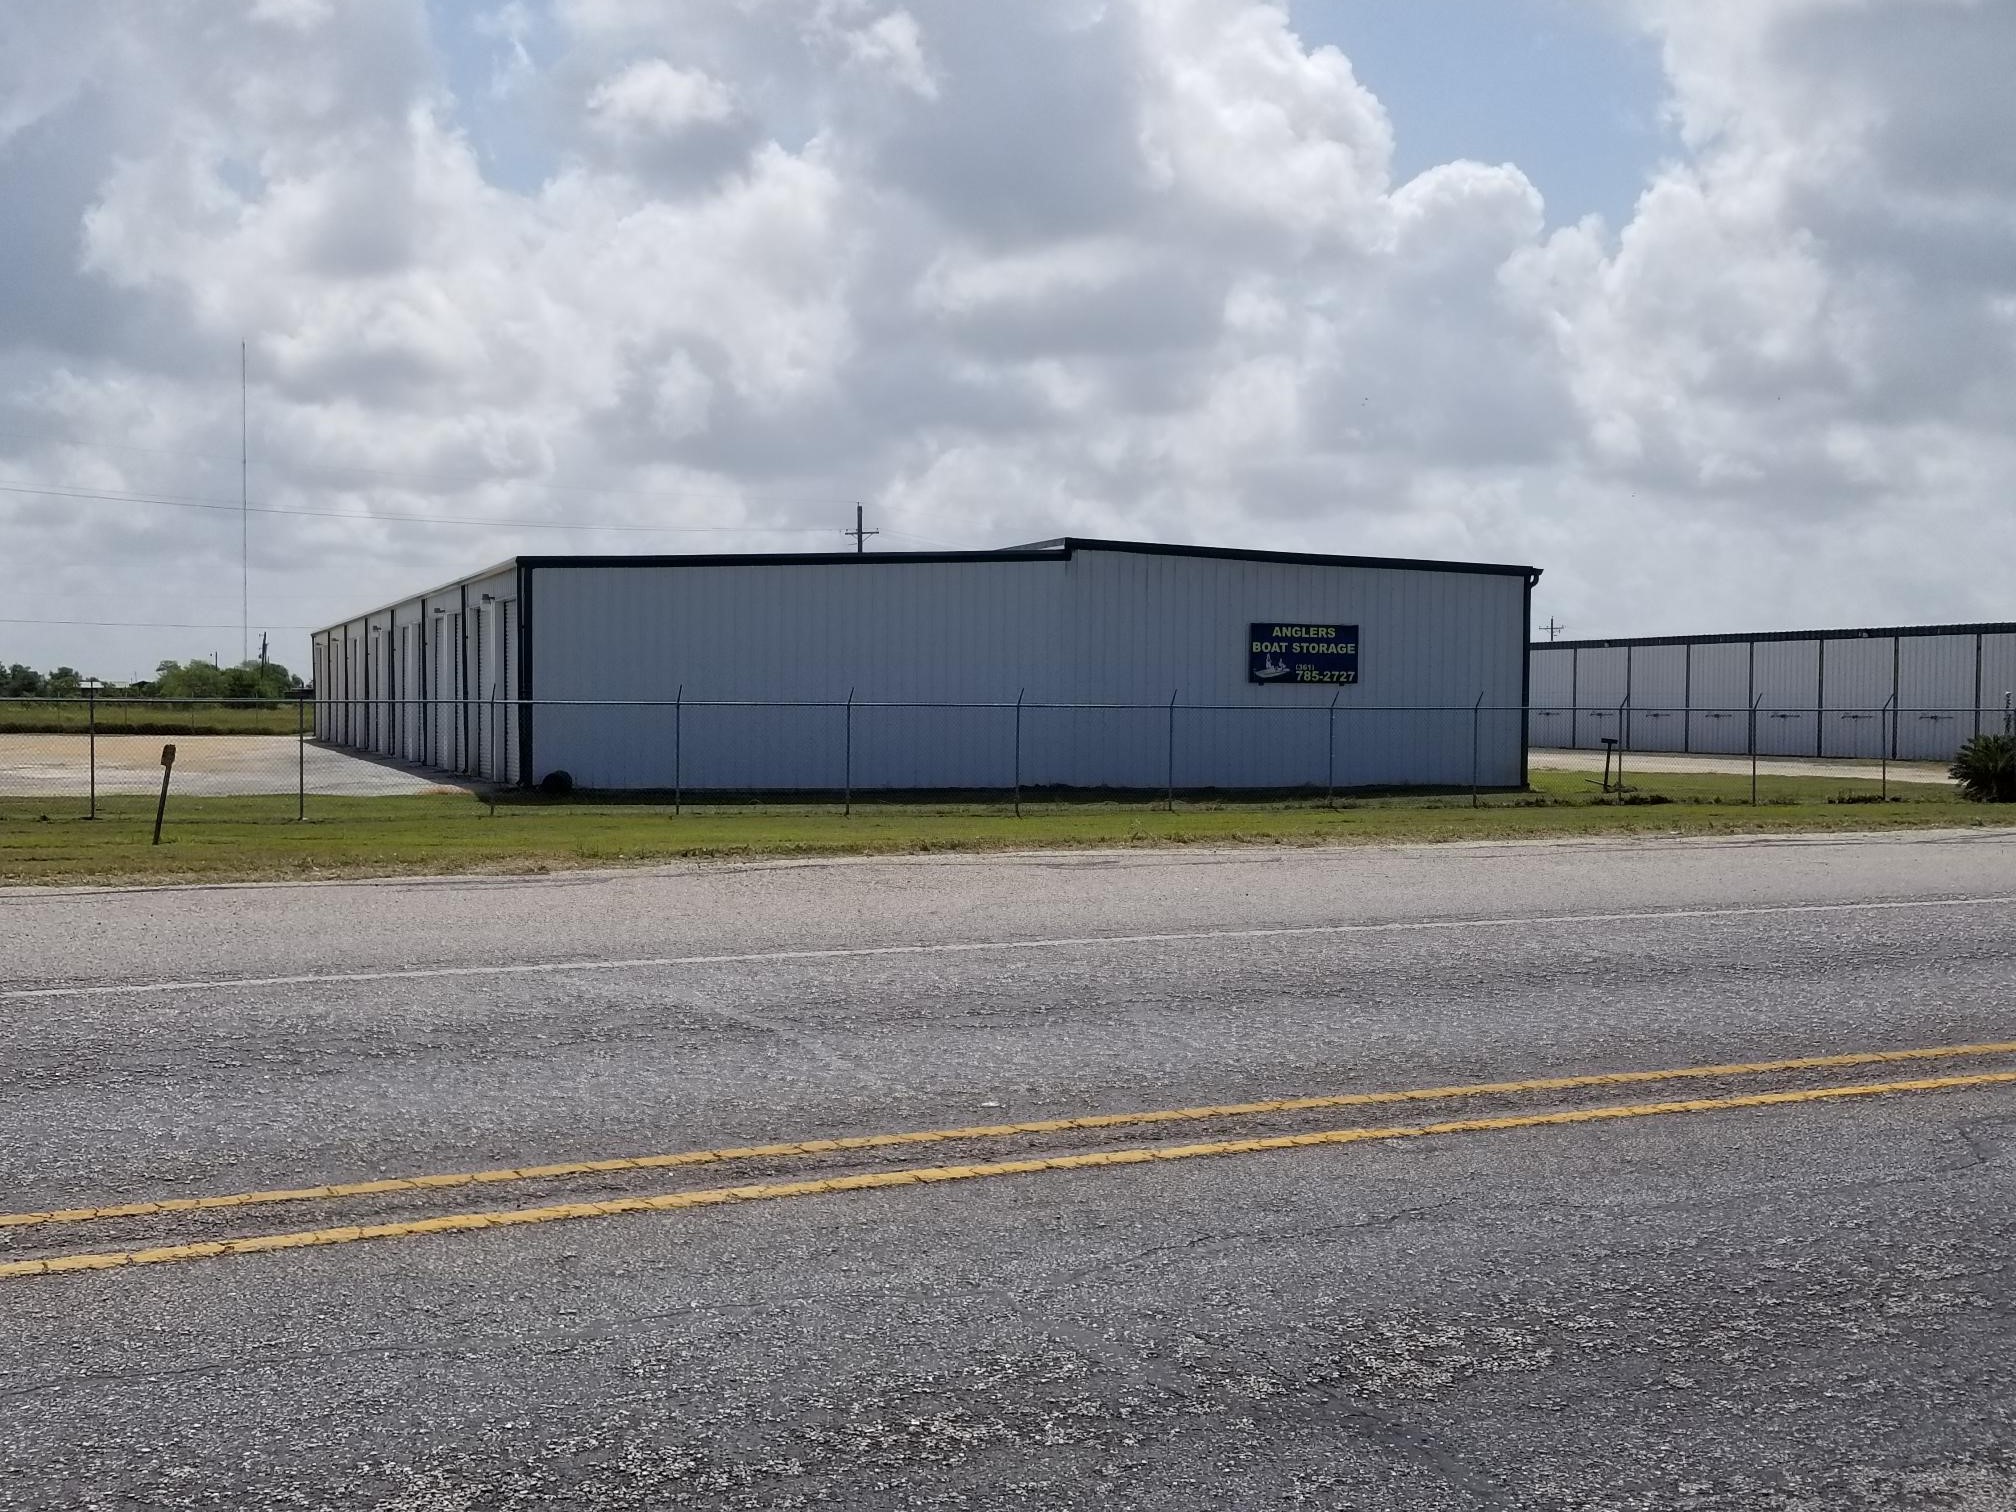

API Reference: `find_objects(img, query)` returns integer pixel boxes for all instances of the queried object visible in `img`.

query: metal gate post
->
[844,687,854,817]
[1165,689,1177,812]
[673,684,683,817]
[86,683,96,821]
[296,692,306,822]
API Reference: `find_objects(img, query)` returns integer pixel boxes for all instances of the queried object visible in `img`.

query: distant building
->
[312,538,1541,793]
[1530,622,2016,761]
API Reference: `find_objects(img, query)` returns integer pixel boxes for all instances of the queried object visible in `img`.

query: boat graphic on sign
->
[1254,654,1291,680]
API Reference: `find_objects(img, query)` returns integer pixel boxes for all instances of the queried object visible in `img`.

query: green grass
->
[0,702,306,735]
[1,768,2006,887]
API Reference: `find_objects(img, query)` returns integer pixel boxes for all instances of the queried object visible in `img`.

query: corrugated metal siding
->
[1896,634,1975,759]
[1571,646,1627,750]
[1753,640,1821,756]
[527,550,1527,790]
[1984,635,2016,738]
[1686,643,1751,754]
[1627,645,1687,751]
[1528,646,1573,751]
[1820,636,1892,759]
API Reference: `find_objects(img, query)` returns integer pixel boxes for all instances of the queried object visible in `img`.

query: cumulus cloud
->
[0,0,2011,678]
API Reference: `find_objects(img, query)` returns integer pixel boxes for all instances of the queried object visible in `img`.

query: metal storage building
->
[311,538,1541,794]
[1530,621,2016,762]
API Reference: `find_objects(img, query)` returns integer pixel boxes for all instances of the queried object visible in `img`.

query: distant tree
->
[46,666,82,696]
[1,663,46,697]
[154,657,300,701]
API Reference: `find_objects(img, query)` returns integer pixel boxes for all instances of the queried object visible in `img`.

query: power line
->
[0,426,858,506]
[0,616,318,630]
[0,480,843,535]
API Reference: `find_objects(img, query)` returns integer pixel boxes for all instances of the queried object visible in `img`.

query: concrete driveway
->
[1531,745,1955,785]
[0,733,469,798]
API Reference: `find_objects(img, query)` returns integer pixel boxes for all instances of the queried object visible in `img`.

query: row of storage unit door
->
[1530,628,2016,761]
[310,596,521,784]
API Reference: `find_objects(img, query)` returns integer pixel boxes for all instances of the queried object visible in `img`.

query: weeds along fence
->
[0,695,2006,826]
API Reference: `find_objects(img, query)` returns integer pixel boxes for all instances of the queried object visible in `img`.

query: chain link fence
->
[1,695,2001,828]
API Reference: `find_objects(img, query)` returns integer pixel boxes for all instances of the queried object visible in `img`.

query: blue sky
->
[430,0,1675,227]
[1292,0,1673,226]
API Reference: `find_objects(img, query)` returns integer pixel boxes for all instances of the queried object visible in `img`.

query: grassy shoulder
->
[1,768,2007,887]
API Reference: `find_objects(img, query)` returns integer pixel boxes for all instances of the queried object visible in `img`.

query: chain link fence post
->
[1012,688,1024,818]
[673,684,683,817]
[844,687,854,817]
[1326,689,1339,809]
[1165,689,1178,812]
[1750,694,1762,805]
[297,692,306,822]
[1471,692,1483,808]
[86,686,97,821]
[1870,689,1886,798]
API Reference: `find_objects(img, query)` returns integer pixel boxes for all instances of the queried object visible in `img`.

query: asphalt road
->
[4,830,2016,1509]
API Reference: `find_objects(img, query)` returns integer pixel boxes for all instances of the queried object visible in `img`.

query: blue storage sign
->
[1250,623,1358,685]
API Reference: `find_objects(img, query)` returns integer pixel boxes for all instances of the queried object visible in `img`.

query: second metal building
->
[1530,621,2016,761]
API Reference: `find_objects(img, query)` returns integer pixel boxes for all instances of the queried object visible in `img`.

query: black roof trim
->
[1534,620,2016,652]
[1045,537,1539,579]
[319,538,1541,634]
[513,547,1064,570]
[516,536,1541,579]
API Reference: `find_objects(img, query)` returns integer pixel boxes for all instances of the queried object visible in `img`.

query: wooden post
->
[152,744,177,845]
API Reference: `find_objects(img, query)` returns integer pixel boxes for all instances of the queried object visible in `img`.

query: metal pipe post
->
[1882,693,1895,800]
[296,693,306,822]
[1471,692,1484,807]
[1012,688,1024,818]
[1326,689,1339,809]
[844,687,854,817]
[1617,697,1629,794]
[673,684,683,816]
[86,685,96,821]
[1750,694,1762,805]
[1165,689,1177,812]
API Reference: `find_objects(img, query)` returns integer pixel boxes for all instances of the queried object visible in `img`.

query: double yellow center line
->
[6,1040,2015,1281]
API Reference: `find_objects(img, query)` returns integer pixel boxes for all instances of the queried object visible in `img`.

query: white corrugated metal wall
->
[1529,624,2016,761]
[1897,634,1974,760]
[1688,643,1751,754]
[1821,637,1891,759]
[520,546,1530,791]
[1985,635,2016,737]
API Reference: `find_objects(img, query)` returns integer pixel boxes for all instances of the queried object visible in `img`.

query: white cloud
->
[1,0,2013,680]
[587,60,739,138]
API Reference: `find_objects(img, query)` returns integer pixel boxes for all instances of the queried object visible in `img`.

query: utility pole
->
[240,340,249,666]
[844,503,878,554]
[1540,617,1567,642]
